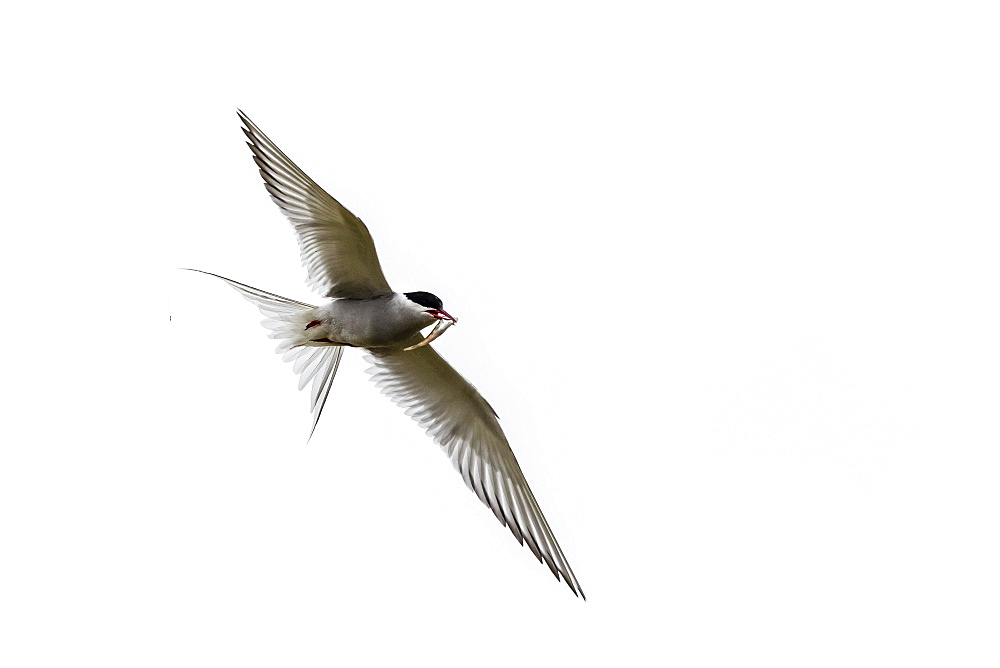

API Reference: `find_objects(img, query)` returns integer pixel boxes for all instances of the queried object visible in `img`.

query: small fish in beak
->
[404,318,456,351]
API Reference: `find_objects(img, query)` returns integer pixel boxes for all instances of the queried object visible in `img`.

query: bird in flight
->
[185,111,584,598]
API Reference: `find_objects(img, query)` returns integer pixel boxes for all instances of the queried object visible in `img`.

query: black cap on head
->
[404,291,443,310]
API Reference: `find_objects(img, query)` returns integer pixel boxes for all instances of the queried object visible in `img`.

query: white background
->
[2,2,998,666]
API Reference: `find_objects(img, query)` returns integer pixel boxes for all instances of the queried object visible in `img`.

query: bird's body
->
[283,293,433,349]
[186,111,584,598]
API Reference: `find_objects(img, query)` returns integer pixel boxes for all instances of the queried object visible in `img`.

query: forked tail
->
[183,269,344,440]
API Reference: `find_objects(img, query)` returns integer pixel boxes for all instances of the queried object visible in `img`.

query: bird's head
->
[404,291,458,324]
[401,291,458,351]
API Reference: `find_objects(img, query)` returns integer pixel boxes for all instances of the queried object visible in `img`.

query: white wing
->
[187,270,343,439]
[239,111,393,299]
[365,339,585,598]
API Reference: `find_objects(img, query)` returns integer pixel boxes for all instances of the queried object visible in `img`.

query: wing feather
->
[364,340,585,598]
[238,111,393,299]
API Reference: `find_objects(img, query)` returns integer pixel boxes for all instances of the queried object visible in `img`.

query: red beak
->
[428,309,458,323]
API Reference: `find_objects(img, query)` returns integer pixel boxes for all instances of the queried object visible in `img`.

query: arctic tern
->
[186,111,584,598]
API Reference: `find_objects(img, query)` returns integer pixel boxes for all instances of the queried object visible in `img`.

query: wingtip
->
[237,109,255,134]
[568,576,586,600]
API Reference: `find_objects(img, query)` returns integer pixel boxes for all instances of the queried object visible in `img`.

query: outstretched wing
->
[239,111,393,299]
[186,270,343,440]
[364,339,585,598]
